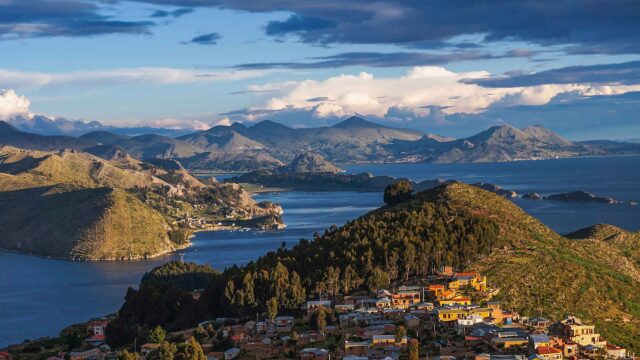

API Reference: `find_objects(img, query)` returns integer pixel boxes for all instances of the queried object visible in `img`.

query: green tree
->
[267,296,278,322]
[118,350,140,360]
[182,337,205,360]
[395,325,407,344]
[148,326,166,343]
[384,180,413,205]
[409,338,419,360]
[193,325,208,343]
[367,267,390,291]
[315,307,327,332]
[242,272,256,307]
[157,342,177,360]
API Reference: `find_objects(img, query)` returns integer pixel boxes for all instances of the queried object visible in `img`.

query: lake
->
[1,156,639,346]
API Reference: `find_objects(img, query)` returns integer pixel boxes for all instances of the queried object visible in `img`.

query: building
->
[344,341,371,357]
[606,344,627,358]
[372,335,407,347]
[69,348,101,360]
[559,317,606,347]
[535,347,563,360]
[273,316,294,332]
[223,348,240,360]
[439,296,472,306]
[299,348,330,360]
[391,290,421,309]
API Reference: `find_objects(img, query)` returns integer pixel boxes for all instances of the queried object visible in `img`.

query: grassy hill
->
[0,185,178,260]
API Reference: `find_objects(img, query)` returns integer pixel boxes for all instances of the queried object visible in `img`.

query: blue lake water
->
[1,157,640,346]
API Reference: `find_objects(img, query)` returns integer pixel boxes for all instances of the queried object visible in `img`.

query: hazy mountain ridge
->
[2,118,639,172]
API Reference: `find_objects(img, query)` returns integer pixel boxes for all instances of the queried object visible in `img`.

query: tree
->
[148,326,166,343]
[267,296,278,322]
[341,265,363,294]
[118,350,140,360]
[367,267,390,291]
[395,325,407,344]
[315,307,327,332]
[182,337,205,360]
[409,338,419,360]
[384,180,413,205]
[323,266,341,299]
[157,342,177,360]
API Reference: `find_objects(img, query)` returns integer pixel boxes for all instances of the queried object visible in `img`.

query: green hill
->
[110,182,640,351]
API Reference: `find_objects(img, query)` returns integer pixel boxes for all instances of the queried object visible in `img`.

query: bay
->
[2,156,639,346]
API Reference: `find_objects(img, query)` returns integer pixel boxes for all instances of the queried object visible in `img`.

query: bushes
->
[384,180,413,205]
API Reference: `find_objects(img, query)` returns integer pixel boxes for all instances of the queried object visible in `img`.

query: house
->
[449,272,487,291]
[606,344,627,358]
[404,314,420,328]
[529,334,550,353]
[391,290,420,309]
[223,348,240,360]
[559,317,606,347]
[344,341,371,357]
[306,300,331,311]
[455,315,484,335]
[535,347,563,360]
[274,316,294,332]
[69,348,101,360]
[299,348,330,360]
[372,335,407,347]
[86,320,109,344]
[428,284,447,297]
[439,296,472,306]
[140,343,161,357]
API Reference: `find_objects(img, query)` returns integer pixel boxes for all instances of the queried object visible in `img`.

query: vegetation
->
[384,180,413,205]
[107,183,640,352]
[229,170,398,191]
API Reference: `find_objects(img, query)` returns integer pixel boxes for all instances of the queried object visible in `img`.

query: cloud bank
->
[230,66,640,124]
[0,67,267,89]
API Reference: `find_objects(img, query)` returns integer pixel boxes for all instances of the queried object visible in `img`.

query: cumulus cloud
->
[0,67,268,88]
[0,89,30,119]
[226,66,640,128]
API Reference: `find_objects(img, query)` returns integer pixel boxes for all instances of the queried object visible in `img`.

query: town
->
[2,267,635,360]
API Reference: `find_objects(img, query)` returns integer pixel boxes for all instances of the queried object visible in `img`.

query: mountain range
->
[1,117,639,172]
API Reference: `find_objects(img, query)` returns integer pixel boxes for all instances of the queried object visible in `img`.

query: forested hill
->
[110,183,640,351]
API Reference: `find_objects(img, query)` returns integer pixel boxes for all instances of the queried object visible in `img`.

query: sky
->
[0,0,639,139]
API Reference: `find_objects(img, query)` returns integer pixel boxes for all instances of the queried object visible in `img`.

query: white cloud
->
[242,66,640,122]
[0,89,30,119]
[0,67,269,88]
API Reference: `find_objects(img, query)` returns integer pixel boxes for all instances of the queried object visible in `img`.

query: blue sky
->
[0,0,639,139]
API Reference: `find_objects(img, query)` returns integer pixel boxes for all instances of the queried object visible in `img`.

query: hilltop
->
[0,146,283,260]
[109,182,640,351]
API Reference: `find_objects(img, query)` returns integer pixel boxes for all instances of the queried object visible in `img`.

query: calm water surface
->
[2,157,639,346]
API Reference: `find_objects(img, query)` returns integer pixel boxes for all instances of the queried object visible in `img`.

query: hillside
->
[111,183,640,351]
[0,185,179,260]
[0,146,283,260]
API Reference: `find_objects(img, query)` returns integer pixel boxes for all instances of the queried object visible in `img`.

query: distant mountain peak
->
[332,116,382,129]
[0,121,19,133]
